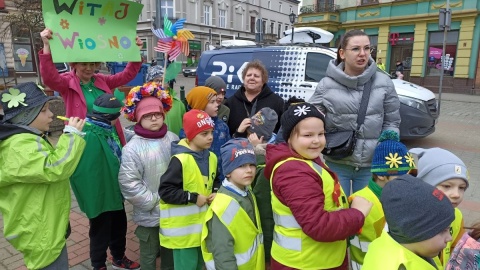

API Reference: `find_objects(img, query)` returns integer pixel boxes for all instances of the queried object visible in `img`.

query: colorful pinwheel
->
[152,17,194,61]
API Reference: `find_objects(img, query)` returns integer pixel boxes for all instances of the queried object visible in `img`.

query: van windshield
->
[305,52,333,82]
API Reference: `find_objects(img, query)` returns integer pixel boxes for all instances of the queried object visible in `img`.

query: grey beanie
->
[409,147,469,188]
[205,76,226,94]
[381,174,455,244]
[146,65,164,82]
[248,107,278,142]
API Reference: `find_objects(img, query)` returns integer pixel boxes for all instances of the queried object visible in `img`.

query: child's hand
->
[351,196,373,217]
[207,193,217,204]
[67,117,86,132]
[196,194,208,207]
[248,132,264,147]
[40,28,53,45]
[237,118,252,133]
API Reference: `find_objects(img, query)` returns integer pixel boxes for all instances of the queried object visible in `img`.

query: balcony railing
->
[361,0,379,5]
[300,3,340,14]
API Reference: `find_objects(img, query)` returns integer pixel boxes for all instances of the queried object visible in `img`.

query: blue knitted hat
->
[221,138,257,176]
[371,130,415,176]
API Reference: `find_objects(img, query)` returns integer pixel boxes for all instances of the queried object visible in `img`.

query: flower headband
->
[123,81,173,122]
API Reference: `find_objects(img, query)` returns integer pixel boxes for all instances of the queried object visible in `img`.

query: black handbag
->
[322,80,372,159]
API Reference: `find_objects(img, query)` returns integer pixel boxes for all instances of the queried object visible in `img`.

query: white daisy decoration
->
[294,105,311,117]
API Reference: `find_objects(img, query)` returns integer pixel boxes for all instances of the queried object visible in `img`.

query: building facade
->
[137,0,300,65]
[299,0,480,94]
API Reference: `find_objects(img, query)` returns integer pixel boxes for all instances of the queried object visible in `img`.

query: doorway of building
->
[390,45,413,81]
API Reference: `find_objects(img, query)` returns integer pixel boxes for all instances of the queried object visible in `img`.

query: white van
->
[196,28,438,139]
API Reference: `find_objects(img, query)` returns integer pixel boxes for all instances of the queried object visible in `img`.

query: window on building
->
[290,6,293,13]
[250,16,256,33]
[279,3,282,12]
[161,0,174,19]
[285,25,289,31]
[204,5,211,25]
[270,22,275,34]
[425,31,458,77]
[268,1,271,9]
[262,20,267,34]
[219,9,227,28]
[278,23,282,38]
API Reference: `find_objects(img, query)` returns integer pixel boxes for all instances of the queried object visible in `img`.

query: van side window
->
[305,52,332,82]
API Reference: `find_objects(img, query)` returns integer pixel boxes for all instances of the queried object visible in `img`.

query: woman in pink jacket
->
[39,28,143,145]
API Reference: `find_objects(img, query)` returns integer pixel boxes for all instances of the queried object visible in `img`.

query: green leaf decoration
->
[164,62,182,83]
[1,88,28,108]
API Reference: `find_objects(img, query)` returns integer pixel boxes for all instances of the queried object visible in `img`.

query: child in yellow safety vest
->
[409,147,469,269]
[363,174,455,269]
[201,138,265,269]
[349,130,415,269]
[159,109,220,270]
[264,102,373,270]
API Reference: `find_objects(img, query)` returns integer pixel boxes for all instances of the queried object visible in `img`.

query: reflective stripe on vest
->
[159,144,217,249]
[349,186,385,266]
[270,157,348,269]
[202,193,265,270]
[350,235,370,252]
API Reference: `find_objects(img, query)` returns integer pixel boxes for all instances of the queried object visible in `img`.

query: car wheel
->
[183,73,188,77]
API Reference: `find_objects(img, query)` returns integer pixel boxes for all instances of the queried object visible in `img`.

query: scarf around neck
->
[134,122,168,139]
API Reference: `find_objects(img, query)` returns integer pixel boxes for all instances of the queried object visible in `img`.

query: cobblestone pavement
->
[1,87,480,269]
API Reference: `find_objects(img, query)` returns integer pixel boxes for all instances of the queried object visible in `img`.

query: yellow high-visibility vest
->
[270,158,348,269]
[159,148,217,249]
[363,232,438,270]
[201,192,265,270]
[350,186,385,269]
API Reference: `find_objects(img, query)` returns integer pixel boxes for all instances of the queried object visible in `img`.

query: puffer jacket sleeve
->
[308,79,327,114]
[118,143,160,212]
[0,133,85,186]
[381,77,401,133]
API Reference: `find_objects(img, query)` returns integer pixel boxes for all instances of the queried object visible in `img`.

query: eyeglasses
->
[143,112,163,120]
[344,46,373,54]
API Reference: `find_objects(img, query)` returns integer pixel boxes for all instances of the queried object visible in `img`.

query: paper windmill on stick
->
[152,17,195,61]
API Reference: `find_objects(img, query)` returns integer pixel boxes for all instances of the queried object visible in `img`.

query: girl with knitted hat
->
[181,86,231,181]
[119,82,178,270]
[264,102,372,270]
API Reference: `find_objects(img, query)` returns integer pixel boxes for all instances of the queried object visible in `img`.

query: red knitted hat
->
[183,109,215,140]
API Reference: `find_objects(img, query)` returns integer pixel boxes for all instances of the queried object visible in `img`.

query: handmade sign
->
[42,0,143,62]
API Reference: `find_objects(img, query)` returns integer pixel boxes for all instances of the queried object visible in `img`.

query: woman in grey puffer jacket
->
[309,29,400,196]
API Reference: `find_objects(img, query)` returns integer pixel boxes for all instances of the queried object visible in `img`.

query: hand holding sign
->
[42,0,143,62]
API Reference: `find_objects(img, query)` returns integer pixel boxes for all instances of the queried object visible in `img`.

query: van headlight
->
[398,95,428,113]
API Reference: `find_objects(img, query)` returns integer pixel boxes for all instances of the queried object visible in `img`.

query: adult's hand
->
[40,28,53,54]
[135,36,143,50]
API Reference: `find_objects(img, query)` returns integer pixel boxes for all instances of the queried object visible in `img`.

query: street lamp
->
[289,12,296,44]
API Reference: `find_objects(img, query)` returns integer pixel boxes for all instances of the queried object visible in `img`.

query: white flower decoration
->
[294,105,311,117]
